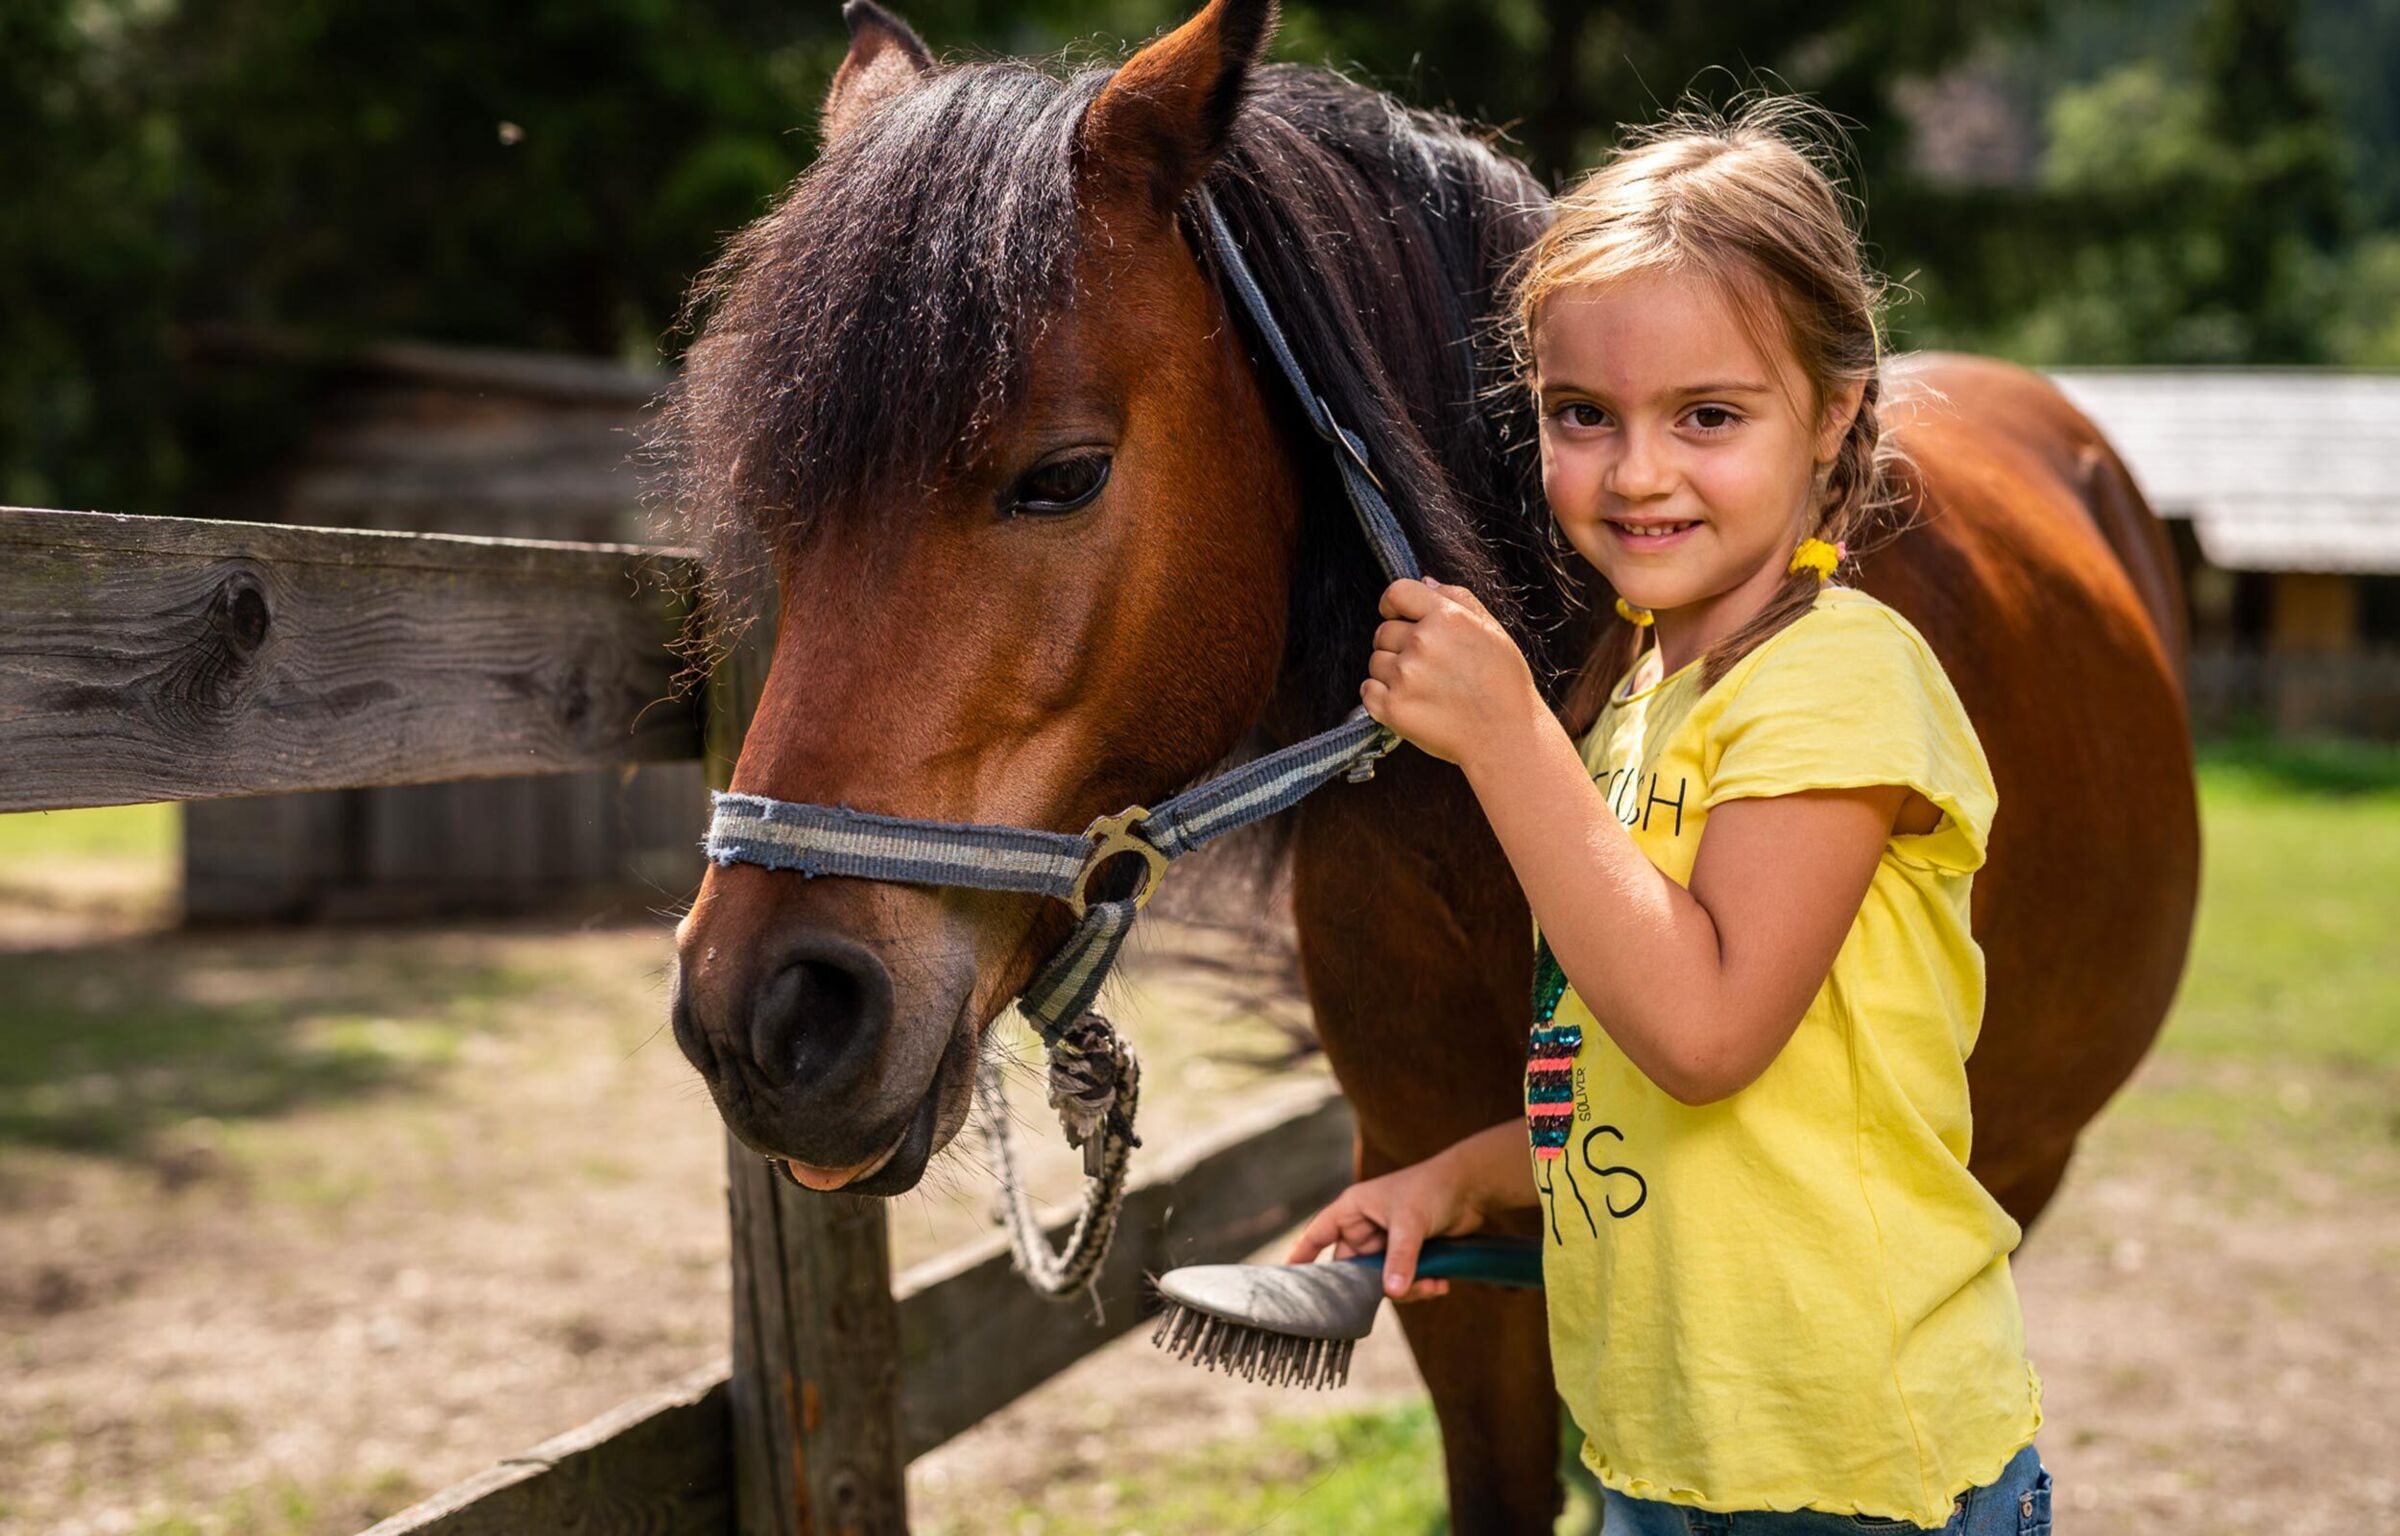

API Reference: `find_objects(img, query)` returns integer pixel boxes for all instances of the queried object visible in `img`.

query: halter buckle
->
[1070,806,1169,919]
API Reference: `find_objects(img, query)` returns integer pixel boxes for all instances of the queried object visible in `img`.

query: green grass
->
[0,801,178,866]
[2165,738,2400,1069]
[927,1401,1606,1536]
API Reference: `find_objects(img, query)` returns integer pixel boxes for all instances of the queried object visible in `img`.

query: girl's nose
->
[1607,429,1675,500]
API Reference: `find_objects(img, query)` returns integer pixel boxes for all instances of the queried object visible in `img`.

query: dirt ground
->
[0,856,1341,1536]
[2,795,2395,1535]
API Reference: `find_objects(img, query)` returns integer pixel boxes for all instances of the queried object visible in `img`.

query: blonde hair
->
[1502,97,1895,726]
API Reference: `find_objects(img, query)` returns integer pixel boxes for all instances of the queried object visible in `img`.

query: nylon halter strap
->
[704,188,1424,1277]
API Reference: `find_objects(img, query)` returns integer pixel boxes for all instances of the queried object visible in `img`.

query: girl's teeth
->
[1618,521,1693,538]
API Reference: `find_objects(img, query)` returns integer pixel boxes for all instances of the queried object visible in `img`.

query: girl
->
[1285,102,2051,1535]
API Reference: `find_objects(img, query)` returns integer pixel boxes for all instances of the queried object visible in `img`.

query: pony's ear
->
[821,0,933,143]
[1076,0,1276,217]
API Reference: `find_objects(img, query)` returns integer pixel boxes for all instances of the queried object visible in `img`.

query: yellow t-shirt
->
[1527,584,2041,1526]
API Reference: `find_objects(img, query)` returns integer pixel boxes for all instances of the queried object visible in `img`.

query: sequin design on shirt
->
[1527,936,1577,1159]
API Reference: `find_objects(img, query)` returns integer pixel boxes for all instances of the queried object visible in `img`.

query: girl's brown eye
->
[1004,453,1111,517]
[1691,407,1737,430]
[1561,403,1605,429]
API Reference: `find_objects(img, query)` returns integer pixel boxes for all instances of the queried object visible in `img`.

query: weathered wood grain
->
[0,507,701,810]
[354,1363,730,1536]
[728,1168,909,1536]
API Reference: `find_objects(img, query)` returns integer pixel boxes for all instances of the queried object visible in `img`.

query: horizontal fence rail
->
[358,1084,1357,1536]
[0,507,702,811]
[5,502,1355,1536]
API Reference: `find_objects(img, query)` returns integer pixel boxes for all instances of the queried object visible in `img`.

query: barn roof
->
[2047,368,2400,575]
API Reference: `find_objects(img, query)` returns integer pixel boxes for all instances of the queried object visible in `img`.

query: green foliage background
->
[6,0,2396,515]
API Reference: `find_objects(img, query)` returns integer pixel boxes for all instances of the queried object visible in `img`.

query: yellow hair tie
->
[1788,536,1844,582]
[1613,596,1654,627]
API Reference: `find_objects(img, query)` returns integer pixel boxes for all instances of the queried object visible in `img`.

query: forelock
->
[651,60,1110,605]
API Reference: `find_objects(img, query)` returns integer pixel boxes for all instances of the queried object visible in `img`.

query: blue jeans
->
[1598,1442,2051,1536]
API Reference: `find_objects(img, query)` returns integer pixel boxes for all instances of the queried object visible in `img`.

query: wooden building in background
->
[180,336,706,922]
[2050,369,2400,738]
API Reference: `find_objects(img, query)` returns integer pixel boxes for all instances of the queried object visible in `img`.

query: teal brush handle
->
[1338,1235,1545,1290]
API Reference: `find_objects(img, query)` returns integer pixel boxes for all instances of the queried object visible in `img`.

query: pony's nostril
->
[748,940,885,1089]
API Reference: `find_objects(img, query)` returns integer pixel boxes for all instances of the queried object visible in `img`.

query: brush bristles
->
[1148,1301,1355,1390]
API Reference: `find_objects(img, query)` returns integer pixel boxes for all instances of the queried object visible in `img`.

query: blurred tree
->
[1,1,182,511]
[6,0,857,512]
[1287,0,2048,182]
[1929,0,2355,363]
[2,0,2392,513]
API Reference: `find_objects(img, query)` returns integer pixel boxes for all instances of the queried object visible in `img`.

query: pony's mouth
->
[767,1020,971,1196]
[770,1086,938,1195]
[778,1130,909,1191]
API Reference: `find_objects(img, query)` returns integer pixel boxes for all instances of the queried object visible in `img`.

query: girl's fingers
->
[1377,577,1440,621]
[1379,1218,1427,1296]
[1283,1202,1350,1264]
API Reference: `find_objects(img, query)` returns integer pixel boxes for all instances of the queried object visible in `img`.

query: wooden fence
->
[2,505,1357,1534]
[2187,645,2400,739]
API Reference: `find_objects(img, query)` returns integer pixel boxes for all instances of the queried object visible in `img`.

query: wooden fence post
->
[707,602,909,1535]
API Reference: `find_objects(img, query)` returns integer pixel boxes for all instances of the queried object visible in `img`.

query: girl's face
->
[1533,269,1851,621]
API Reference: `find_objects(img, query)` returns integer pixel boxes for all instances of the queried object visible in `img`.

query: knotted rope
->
[974,1012,1142,1301]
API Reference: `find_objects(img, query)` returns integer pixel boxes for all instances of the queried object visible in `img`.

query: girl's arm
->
[1361,577,1903,1106]
[1467,706,1902,1105]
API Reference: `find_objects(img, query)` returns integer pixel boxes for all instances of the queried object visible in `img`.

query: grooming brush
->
[1148,1236,1544,1389]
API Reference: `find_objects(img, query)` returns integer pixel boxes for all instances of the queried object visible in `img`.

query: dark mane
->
[649,56,1589,716]
[650,59,1102,662]
[1196,66,1575,729]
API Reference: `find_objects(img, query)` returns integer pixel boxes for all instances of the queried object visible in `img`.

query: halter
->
[703,189,1427,1296]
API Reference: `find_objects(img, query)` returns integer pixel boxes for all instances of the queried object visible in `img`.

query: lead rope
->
[974,1013,1142,1302]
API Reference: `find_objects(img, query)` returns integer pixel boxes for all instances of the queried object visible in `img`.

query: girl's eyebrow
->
[1537,379,1775,400]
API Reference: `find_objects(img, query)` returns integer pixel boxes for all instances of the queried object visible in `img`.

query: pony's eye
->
[1004,453,1112,517]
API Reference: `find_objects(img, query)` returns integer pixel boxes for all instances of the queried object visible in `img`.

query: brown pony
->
[660,1,2200,1526]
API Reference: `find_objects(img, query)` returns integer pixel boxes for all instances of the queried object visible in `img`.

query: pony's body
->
[663,4,2199,1527]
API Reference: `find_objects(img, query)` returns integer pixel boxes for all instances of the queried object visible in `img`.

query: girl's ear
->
[1816,377,1868,464]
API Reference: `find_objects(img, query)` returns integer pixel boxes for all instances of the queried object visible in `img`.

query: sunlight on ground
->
[0,802,179,946]
[2,741,2395,1535]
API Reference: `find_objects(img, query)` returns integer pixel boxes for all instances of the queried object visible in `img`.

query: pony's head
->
[658,0,1554,1193]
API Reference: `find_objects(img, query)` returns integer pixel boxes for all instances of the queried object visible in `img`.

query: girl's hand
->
[1282,1148,1488,1301]
[1363,577,1544,771]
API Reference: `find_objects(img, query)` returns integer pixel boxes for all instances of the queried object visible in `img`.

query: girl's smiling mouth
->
[1606,517,1701,547]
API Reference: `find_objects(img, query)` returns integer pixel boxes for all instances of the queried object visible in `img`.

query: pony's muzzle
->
[745,928,894,1093]
[671,922,910,1170]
